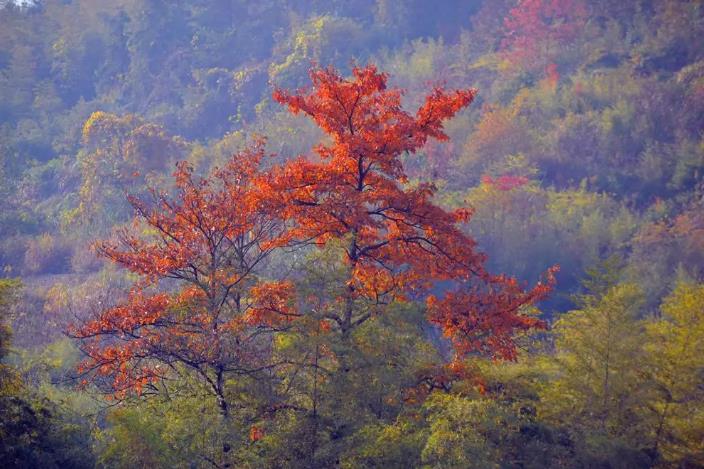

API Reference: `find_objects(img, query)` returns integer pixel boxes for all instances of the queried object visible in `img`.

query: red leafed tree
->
[269,65,556,361]
[502,0,588,70]
[72,65,556,413]
[69,143,295,416]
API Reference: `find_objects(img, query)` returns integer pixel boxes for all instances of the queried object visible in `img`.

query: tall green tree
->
[645,282,704,467]
[540,279,654,464]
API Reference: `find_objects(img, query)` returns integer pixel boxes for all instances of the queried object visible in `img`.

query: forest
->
[0,0,703,467]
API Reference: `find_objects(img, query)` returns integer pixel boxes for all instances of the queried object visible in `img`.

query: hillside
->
[0,1,702,467]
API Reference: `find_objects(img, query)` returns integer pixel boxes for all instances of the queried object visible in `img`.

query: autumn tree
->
[70,142,295,420]
[501,0,588,71]
[269,65,556,363]
[240,64,558,465]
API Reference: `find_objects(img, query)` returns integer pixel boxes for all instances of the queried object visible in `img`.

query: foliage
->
[0,0,702,466]
[644,282,704,467]
[541,283,650,448]
[70,142,290,417]
[501,0,588,71]
[0,280,95,468]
